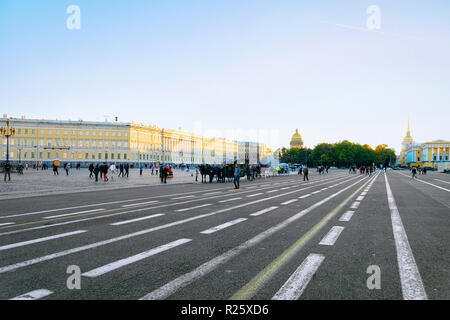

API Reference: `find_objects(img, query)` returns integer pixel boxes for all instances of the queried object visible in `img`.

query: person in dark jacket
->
[118,163,124,177]
[233,164,241,189]
[3,162,11,181]
[93,163,100,182]
[125,163,129,177]
[303,167,309,181]
[89,163,94,178]
[160,165,168,183]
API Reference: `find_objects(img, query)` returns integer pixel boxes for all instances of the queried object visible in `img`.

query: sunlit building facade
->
[0,115,271,166]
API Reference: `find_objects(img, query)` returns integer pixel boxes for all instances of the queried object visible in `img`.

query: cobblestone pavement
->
[0,168,200,199]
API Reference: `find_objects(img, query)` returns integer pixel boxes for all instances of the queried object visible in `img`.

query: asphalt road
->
[0,169,449,300]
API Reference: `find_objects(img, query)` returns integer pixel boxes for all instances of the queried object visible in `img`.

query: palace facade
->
[0,115,271,166]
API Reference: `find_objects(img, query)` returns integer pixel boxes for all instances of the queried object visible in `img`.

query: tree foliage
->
[280,141,396,167]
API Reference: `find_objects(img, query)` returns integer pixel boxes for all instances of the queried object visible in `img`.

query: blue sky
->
[1,0,449,153]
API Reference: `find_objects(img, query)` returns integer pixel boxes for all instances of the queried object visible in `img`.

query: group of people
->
[411,166,427,179]
[87,162,129,182]
[347,166,375,176]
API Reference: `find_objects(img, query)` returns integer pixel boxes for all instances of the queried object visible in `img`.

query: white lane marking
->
[82,239,192,278]
[246,193,263,198]
[281,187,291,190]
[0,197,156,219]
[361,191,368,196]
[350,202,360,209]
[312,190,321,194]
[200,218,247,235]
[339,211,354,222]
[319,226,345,246]
[249,206,279,217]
[0,175,354,237]
[171,195,195,200]
[321,188,328,191]
[218,197,242,203]
[299,194,311,199]
[121,201,159,207]
[356,196,365,201]
[272,253,325,300]
[0,230,86,252]
[0,222,15,226]
[281,199,298,205]
[42,209,105,220]
[434,179,450,185]
[0,175,360,273]
[396,171,450,192]
[10,289,53,300]
[175,204,212,212]
[385,172,428,300]
[203,192,221,196]
[110,214,165,226]
[267,190,279,193]
[139,176,367,300]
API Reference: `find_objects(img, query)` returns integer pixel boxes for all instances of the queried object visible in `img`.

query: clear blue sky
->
[1,0,449,153]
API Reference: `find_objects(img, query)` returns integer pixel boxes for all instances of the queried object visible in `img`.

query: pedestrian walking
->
[125,163,129,178]
[139,163,143,176]
[119,163,124,177]
[195,167,199,182]
[412,167,417,179]
[89,163,94,178]
[65,163,71,176]
[160,164,168,183]
[93,163,100,182]
[53,163,59,175]
[109,162,116,180]
[3,162,11,181]
[102,162,108,181]
[233,163,241,189]
[303,167,309,181]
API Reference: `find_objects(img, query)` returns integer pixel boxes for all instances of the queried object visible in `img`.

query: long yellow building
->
[0,115,271,166]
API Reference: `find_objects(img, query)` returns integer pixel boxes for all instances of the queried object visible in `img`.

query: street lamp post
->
[1,119,16,165]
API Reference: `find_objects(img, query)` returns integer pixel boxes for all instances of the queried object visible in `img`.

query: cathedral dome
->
[290,129,304,148]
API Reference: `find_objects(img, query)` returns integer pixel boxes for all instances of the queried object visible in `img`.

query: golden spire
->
[407,119,411,136]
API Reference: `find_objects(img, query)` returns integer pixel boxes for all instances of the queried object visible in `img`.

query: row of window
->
[13,128,128,138]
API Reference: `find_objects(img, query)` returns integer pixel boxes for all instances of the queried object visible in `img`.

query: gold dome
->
[290,129,304,148]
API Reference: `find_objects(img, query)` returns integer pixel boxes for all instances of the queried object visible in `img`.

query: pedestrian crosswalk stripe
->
[110,214,165,226]
[121,201,159,207]
[250,207,279,217]
[350,202,360,209]
[281,199,298,205]
[0,230,87,251]
[42,208,105,219]
[175,204,212,212]
[200,218,247,234]
[10,289,53,300]
[339,211,354,222]
[82,239,192,278]
[272,254,325,300]
[319,226,345,246]
[218,197,242,203]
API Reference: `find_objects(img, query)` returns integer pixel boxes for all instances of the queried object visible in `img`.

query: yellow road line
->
[230,172,379,300]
